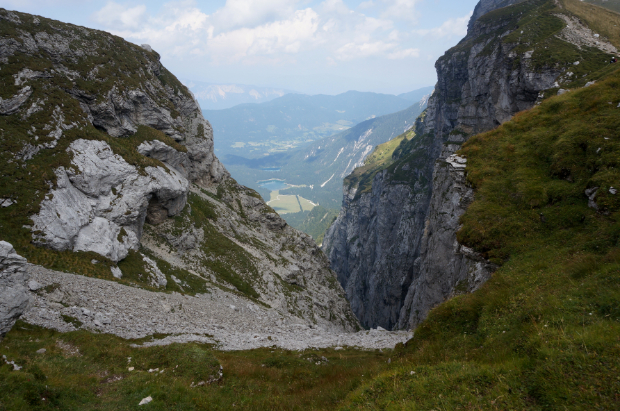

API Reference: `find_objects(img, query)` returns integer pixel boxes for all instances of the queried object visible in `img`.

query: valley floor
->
[22,264,411,352]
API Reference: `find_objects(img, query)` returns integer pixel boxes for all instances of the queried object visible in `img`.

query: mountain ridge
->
[0,7,368,345]
[323,0,620,330]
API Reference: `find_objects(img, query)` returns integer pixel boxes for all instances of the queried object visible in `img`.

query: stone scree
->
[22,264,411,351]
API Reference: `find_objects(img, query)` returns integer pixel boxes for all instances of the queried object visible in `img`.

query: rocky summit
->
[0,8,394,348]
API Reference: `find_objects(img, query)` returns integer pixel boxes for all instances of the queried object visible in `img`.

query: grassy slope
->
[1,322,394,410]
[338,65,620,411]
[283,205,340,244]
[344,130,413,195]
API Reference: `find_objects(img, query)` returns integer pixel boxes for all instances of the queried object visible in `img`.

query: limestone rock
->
[138,140,192,179]
[1,8,358,334]
[0,86,32,115]
[31,139,188,262]
[0,241,31,338]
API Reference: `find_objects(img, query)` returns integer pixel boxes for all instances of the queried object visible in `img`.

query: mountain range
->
[205,90,418,160]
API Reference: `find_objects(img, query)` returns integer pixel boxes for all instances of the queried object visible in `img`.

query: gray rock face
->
[397,150,496,328]
[0,86,33,114]
[31,139,189,262]
[324,0,572,330]
[0,241,31,338]
[468,0,528,33]
[323,161,434,330]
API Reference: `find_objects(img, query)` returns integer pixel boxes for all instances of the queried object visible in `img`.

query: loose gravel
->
[22,265,412,351]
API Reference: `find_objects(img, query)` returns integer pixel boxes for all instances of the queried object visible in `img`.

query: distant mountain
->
[398,86,435,103]
[224,95,430,209]
[182,79,292,110]
[206,90,417,159]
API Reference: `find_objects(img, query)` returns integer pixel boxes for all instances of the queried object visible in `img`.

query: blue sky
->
[0,0,479,95]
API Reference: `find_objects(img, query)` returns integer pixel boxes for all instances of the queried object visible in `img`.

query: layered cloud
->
[91,0,429,65]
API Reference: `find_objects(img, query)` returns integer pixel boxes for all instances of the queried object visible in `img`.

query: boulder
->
[0,241,31,338]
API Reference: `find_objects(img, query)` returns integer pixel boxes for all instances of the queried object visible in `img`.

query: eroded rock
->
[0,241,31,338]
[31,139,188,262]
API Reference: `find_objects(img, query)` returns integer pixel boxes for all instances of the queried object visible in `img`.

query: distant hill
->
[183,80,292,110]
[206,90,419,159]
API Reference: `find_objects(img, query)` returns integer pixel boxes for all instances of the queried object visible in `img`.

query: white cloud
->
[414,12,472,38]
[91,0,428,66]
[208,8,320,63]
[93,2,147,30]
[388,48,419,59]
[380,0,421,22]
[210,0,299,32]
[336,41,395,61]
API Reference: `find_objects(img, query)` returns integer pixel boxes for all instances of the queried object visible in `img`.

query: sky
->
[0,0,480,95]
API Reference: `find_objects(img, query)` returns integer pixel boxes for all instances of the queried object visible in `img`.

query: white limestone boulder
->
[31,139,189,262]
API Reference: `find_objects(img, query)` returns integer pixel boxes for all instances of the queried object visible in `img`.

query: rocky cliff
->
[323,0,620,330]
[0,8,359,339]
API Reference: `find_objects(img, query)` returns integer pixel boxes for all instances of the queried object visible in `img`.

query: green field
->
[267,191,317,214]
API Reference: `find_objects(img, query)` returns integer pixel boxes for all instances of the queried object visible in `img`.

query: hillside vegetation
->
[1,322,395,410]
[282,206,340,245]
[338,64,620,411]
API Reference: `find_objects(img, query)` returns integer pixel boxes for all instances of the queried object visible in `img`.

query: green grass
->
[1,322,395,410]
[0,322,221,410]
[336,65,620,411]
[283,206,340,244]
[344,131,414,195]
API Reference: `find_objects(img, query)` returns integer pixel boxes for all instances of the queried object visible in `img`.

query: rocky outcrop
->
[0,241,31,338]
[1,8,359,333]
[31,139,189,262]
[397,151,496,328]
[0,86,33,114]
[468,0,527,32]
[325,0,617,330]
